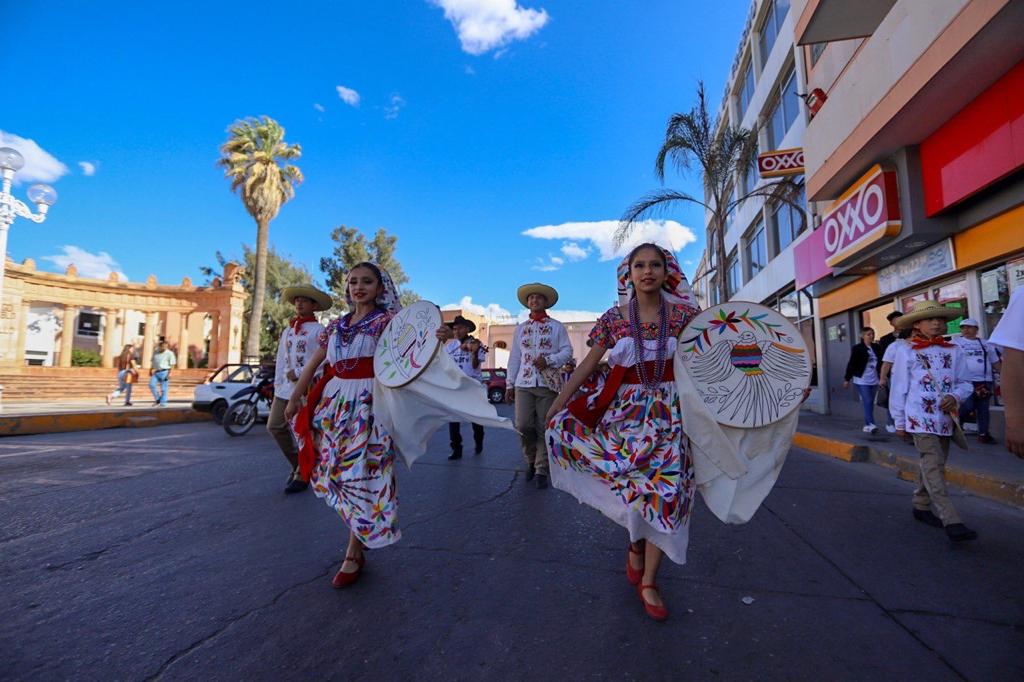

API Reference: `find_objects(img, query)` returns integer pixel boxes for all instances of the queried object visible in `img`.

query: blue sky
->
[2,0,749,319]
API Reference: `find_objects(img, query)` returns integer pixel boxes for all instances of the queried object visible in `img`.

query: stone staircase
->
[0,367,212,403]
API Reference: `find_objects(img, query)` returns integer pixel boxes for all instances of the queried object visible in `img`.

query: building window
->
[758,0,791,64]
[766,66,800,149]
[742,154,758,195]
[770,178,806,253]
[709,277,720,305]
[726,250,742,298]
[737,59,755,118]
[810,41,826,66]
[768,287,817,385]
[77,311,101,337]
[745,220,768,278]
[981,258,1023,334]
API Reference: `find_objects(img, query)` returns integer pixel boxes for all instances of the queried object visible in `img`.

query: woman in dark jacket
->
[843,327,883,433]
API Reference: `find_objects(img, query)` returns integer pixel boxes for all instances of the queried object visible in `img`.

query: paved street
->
[1,412,1022,681]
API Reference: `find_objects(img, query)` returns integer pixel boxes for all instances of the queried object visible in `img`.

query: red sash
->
[294,357,375,480]
[566,361,675,430]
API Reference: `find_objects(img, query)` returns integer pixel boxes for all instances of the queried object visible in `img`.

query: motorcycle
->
[223,375,275,436]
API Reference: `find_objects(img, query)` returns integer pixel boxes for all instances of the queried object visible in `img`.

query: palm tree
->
[218,116,303,360]
[618,82,803,304]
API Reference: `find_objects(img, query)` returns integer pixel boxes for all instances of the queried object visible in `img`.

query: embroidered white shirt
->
[890,341,973,436]
[506,317,573,389]
[446,339,486,381]
[273,319,326,400]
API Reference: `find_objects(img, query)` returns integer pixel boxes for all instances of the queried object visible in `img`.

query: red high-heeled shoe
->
[637,583,668,621]
[331,554,365,589]
[626,542,644,585]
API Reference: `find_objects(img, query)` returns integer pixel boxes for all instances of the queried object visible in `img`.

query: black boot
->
[912,509,943,528]
[448,449,463,460]
[474,442,484,455]
[525,465,535,482]
[535,474,549,489]
[945,523,978,542]
[284,471,309,494]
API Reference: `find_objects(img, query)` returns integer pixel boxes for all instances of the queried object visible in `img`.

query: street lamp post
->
[0,147,58,372]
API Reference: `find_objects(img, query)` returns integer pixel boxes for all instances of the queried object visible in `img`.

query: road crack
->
[43,512,194,572]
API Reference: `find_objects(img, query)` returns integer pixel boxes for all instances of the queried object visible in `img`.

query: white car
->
[192,364,273,424]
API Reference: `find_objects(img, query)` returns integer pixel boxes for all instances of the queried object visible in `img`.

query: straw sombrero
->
[517,282,559,308]
[894,300,962,329]
[281,285,333,311]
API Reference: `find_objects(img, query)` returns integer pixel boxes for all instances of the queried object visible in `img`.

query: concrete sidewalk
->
[795,411,1024,509]
[0,400,210,436]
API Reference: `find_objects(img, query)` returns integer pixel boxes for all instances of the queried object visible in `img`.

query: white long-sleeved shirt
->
[890,338,973,436]
[506,316,573,390]
[274,319,326,400]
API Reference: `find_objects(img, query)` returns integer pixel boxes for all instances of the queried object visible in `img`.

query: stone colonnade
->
[0,260,248,370]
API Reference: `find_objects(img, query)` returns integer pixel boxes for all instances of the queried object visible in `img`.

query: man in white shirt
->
[506,283,573,490]
[271,285,330,493]
[443,315,487,460]
[990,291,1023,457]
[952,318,1002,444]
[149,340,177,407]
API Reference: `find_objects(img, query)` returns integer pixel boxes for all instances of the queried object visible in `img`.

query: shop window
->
[726,250,742,299]
[758,0,791,65]
[745,220,768,278]
[766,66,800,149]
[77,312,101,337]
[980,258,1024,334]
[901,277,969,336]
[809,41,826,66]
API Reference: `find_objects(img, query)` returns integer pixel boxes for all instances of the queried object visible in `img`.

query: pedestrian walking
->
[544,243,700,621]
[270,284,329,494]
[505,281,573,489]
[844,327,883,432]
[890,301,977,542]
[877,310,903,356]
[952,318,1002,445]
[106,344,138,406]
[878,328,911,432]
[990,290,1024,458]
[149,339,176,407]
[440,315,486,459]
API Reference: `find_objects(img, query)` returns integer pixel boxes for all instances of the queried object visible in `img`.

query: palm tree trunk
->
[245,217,270,360]
[713,214,729,304]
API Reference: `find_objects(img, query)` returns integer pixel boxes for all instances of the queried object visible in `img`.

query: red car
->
[480,368,507,403]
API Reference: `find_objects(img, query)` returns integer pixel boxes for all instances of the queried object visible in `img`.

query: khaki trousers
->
[515,386,557,476]
[911,434,962,525]
[267,396,299,471]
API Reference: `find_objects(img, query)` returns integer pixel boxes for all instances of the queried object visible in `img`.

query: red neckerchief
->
[529,311,549,322]
[910,333,953,350]
[289,315,316,333]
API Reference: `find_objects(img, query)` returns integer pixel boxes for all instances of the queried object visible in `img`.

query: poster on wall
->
[1009,258,1024,293]
[981,270,1001,303]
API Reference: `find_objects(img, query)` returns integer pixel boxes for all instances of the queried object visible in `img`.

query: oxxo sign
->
[823,164,902,267]
[758,148,805,178]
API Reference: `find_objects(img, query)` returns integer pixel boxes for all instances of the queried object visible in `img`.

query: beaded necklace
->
[333,307,383,371]
[629,294,668,392]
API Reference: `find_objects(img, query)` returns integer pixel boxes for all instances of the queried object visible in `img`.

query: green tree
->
[319,226,419,309]
[618,82,802,304]
[217,116,303,360]
[200,246,321,358]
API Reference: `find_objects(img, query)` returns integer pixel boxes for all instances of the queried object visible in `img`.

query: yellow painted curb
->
[793,432,866,462]
[0,408,212,437]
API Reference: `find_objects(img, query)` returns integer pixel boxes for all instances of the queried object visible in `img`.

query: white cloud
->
[523,219,697,261]
[0,131,69,184]
[532,254,564,271]
[42,245,127,280]
[441,296,514,322]
[560,242,589,261]
[383,93,406,120]
[336,85,361,107]
[313,103,326,112]
[78,161,97,176]
[430,0,550,55]
[464,64,476,75]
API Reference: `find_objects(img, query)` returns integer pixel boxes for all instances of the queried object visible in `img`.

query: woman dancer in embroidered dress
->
[285,262,402,588]
[545,243,700,621]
